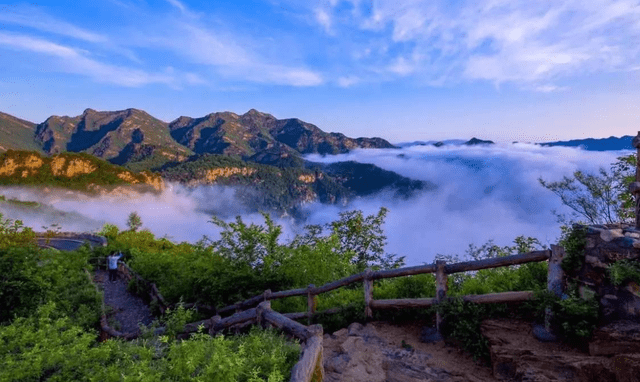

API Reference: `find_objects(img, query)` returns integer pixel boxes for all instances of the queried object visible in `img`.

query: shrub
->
[608,259,640,286]
[559,225,587,273]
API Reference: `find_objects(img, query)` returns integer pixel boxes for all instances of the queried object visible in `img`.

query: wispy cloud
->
[136,18,324,86]
[164,0,200,19]
[0,32,180,87]
[312,0,640,88]
[0,5,107,43]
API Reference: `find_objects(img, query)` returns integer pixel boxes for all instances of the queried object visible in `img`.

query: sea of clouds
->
[0,143,630,265]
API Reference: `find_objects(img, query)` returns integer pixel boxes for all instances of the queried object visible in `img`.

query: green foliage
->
[0,212,36,249]
[539,154,635,224]
[553,292,599,344]
[0,304,299,382]
[0,242,100,327]
[436,298,493,361]
[608,259,640,286]
[0,150,157,192]
[328,207,404,270]
[127,211,143,232]
[162,304,196,339]
[98,223,119,241]
[559,225,587,273]
[160,154,347,213]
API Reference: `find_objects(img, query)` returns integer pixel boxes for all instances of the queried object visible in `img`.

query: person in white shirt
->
[107,252,123,282]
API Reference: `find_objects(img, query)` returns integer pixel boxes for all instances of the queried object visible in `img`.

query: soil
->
[323,321,498,382]
[95,269,154,334]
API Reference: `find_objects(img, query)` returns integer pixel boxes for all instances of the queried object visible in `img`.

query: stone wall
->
[578,224,640,322]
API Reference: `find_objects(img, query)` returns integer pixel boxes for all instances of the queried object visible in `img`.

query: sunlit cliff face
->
[0,152,165,193]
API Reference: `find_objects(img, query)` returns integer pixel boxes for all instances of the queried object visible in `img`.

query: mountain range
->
[399,135,634,151]
[0,108,420,214]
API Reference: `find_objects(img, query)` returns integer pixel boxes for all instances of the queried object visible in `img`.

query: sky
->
[1,0,640,142]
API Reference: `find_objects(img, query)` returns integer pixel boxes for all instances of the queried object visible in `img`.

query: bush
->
[559,225,587,273]
[608,259,640,286]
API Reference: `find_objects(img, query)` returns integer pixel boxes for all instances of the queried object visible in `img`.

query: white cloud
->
[0,5,107,43]
[315,7,334,34]
[165,0,200,19]
[314,0,640,87]
[138,20,324,87]
[0,33,179,87]
[337,76,360,87]
[0,144,628,265]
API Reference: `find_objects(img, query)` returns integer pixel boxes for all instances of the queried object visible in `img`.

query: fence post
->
[307,284,316,325]
[546,245,565,332]
[435,260,448,334]
[256,300,270,329]
[208,315,221,336]
[363,268,373,320]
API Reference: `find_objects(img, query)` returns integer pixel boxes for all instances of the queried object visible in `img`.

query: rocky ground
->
[95,269,154,334]
[322,319,640,382]
[323,321,498,382]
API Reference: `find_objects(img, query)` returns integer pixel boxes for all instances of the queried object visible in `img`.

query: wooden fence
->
[215,247,562,333]
[103,245,565,382]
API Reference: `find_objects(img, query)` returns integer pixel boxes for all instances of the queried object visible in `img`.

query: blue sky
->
[1,0,640,142]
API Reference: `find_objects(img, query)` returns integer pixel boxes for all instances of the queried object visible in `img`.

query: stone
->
[612,354,640,382]
[589,320,640,356]
[482,319,633,382]
[600,229,624,242]
[419,326,443,343]
[612,236,637,248]
[332,328,348,338]
[532,324,558,342]
[347,322,364,336]
[585,255,608,268]
[325,353,350,374]
[625,232,640,239]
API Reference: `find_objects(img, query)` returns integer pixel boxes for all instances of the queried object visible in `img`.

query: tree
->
[328,207,404,270]
[539,154,635,225]
[126,211,143,232]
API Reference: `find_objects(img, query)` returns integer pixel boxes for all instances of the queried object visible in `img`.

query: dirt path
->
[323,321,498,382]
[95,269,154,334]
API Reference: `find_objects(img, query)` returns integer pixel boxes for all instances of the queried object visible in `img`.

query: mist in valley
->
[0,143,629,265]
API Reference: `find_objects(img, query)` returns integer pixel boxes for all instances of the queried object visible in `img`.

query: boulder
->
[589,320,640,356]
[481,319,640,381]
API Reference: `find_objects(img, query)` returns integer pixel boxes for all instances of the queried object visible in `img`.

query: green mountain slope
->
[34,108,192,169]
[0,112,42,153]
[169,109,396,160]
[0,150,164,192]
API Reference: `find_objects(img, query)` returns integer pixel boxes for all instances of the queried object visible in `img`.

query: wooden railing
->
[179,301,323,382]
[215,248,561,332]
[101,245,565,382]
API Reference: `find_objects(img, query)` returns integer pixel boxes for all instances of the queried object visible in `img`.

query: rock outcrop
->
[481,319,640,382]
[323,322,497,382]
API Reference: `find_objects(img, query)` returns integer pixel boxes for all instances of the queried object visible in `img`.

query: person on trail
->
[108,252,123,282]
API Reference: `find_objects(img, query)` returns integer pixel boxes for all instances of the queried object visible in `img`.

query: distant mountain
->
[396,138,495,148]
[169,109,395,160]
[396,139,466,147]
[34,108,193,169]
[540,136,633,151]
[464,137,494,146]
[0,109,423,213]
[0,112,42,153]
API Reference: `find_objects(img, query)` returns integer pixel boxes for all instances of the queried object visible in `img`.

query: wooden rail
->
[180,301,323,382]
[213,249,556,330]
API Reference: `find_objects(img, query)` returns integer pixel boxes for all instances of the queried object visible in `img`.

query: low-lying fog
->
[0,143,629,265]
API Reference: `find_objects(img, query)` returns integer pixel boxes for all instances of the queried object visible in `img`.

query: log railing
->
[179,301,323,382]
[214,248,562,334]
